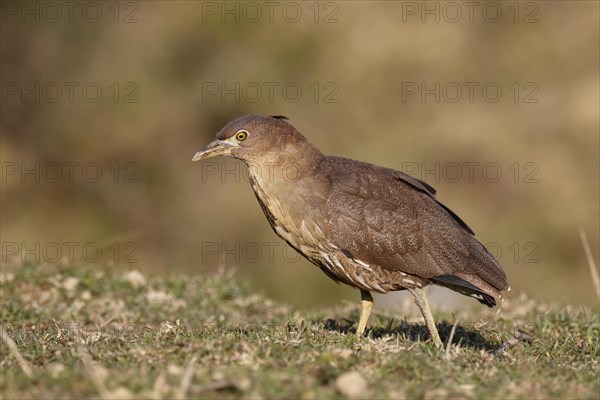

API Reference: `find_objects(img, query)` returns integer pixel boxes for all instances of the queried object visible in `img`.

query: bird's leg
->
[408,287,442,348]
[356,290,373,337]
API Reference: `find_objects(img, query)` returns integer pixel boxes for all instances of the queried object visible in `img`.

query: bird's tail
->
[431,274,504,307]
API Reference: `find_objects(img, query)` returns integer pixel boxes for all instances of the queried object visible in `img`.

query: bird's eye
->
[235,130,248,141]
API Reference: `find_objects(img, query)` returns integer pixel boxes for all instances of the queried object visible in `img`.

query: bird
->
[192,115,509,347]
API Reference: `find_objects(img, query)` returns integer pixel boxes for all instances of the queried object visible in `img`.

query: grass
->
[1,264,599,399]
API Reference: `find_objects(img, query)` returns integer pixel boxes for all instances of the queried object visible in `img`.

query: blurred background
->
[1,1,598,309]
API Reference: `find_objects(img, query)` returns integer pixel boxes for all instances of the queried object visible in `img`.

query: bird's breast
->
[249,175,329,254]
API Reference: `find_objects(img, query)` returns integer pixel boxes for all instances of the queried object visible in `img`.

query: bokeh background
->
[1,1,598,309]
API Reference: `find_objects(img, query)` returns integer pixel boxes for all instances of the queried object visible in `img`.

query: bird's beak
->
[192,139,235,162]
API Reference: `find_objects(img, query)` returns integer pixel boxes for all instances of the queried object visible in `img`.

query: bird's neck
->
[246,142,324,186]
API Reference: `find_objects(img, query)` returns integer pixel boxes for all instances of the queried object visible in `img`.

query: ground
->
[1,264,598,399]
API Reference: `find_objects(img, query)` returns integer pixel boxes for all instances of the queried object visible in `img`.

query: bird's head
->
[192,115,318,166]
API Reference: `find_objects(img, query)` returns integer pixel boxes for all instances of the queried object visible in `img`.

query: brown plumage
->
[193,115,509,347]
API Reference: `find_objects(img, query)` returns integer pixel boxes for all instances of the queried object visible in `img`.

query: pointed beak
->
[192,139,235,162]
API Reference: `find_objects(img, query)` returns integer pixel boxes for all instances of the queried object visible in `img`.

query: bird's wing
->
[324,157,508,292]
[387,168,475,235]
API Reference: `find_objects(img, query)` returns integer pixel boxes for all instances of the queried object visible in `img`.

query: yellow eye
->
[235,130,248,141]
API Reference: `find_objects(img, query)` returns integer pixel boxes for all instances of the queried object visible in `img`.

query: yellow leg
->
[356,290,373,337]
[408,287,442,348]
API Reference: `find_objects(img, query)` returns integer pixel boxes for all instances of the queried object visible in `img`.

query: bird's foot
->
[408,287,443,349]
[355,290,373,337]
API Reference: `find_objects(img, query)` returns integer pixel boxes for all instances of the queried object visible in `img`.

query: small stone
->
[423,388,448,400]
[48,362,65,378]
[147,290,186,309]
[0,272,14,284]
[62,277,79,290]
[146,290,173,304]
[122,270,146,288]
[107,387,133,400]
[62,277,79,293]
[237,377,251,391]
[336,371,367,399]
[335,349,353,360]
[167,364,183,375]
[211,371,225,381]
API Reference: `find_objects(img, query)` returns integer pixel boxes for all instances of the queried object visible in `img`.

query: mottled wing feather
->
[390,169,474,235]
[324,156,508,293]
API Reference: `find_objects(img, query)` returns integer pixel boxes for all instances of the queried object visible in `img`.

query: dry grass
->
[1,264,599,399]
[580,228,600,300]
